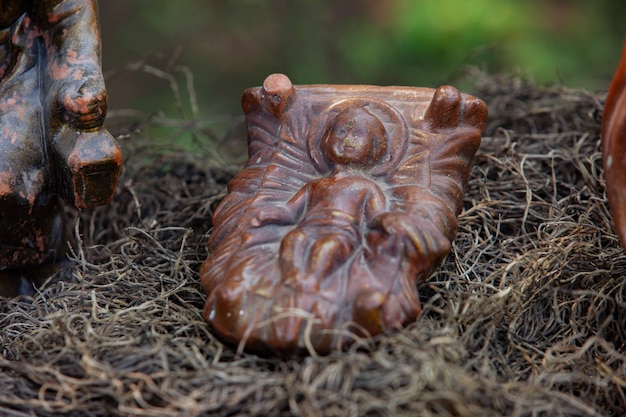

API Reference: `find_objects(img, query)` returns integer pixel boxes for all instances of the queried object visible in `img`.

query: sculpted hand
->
[55,67,108,130]
[250,206,295,227]
[33,0,108,129]
[368,212,451,262]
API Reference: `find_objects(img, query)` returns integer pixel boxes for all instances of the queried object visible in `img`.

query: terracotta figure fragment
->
[603,39,626,248]
[0,0,121,296]
[201,73,487,355]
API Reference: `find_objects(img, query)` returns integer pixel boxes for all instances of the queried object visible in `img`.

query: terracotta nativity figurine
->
[201,73,487,355]
[0,0,121,296]
[603,39,626,248]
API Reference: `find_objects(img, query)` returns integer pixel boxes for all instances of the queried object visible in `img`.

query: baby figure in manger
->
[252,106,392,294]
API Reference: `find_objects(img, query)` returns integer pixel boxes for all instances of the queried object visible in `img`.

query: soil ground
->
[1,70,624,416]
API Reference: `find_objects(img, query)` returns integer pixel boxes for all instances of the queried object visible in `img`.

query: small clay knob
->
[262,73,295,116]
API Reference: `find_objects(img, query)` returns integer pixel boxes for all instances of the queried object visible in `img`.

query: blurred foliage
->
[100,0,626,126]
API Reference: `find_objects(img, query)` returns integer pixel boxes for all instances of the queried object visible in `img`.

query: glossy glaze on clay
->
[201,73,487,355]
[603,39,626,248]
[0,1,121,295]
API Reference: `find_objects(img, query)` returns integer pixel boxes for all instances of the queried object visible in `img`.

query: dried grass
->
[1,70,625,416]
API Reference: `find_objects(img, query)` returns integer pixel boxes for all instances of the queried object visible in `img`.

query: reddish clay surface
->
[201,73,487,355]
[603,39,626,248]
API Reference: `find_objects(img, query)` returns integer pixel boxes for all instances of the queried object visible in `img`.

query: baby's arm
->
[368,194,451,265]
[251,184,310,227]
[364,183,388,220]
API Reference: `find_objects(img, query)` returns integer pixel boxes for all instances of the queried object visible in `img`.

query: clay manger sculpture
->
[0,0,121,296]
[201,73,487,355]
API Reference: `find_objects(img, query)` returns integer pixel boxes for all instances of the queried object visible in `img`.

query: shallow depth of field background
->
[2,3,626,416]
[99,0,625,132]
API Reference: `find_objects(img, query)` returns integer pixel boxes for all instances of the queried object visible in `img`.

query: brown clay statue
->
[0,1,122,296]
[603,39,626,248]
[201,74,487,355]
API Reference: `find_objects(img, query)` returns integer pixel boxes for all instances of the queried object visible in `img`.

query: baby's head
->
[323,107,387,167]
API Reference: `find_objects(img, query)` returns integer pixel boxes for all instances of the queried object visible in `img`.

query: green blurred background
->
[99,0,626,143]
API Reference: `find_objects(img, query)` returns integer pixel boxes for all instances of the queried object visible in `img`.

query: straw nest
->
[1,70,624,417]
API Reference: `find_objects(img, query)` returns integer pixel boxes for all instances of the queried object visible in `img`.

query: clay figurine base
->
[201,74,487,355]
